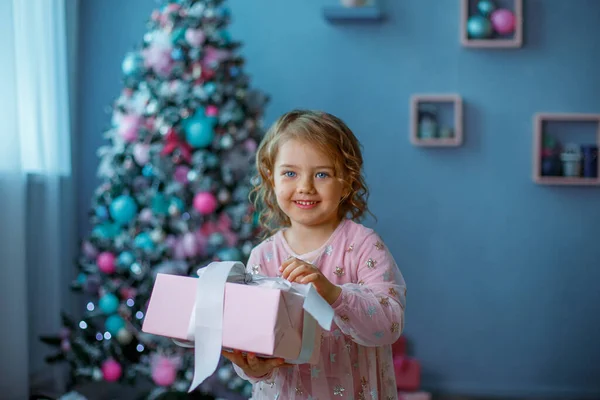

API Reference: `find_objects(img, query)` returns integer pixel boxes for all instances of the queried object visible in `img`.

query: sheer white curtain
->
[0,0,78,398]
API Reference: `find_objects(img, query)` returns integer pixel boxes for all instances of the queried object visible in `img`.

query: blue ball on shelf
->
[477,0,496,17]
[467,15,493,39]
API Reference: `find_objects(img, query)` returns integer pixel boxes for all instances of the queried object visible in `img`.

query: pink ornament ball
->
[119,114,142,142]
[193,192,218,215]
[205,105,219,117]
[182,232,198,257]
[185,28,205,47]
[174,166,190,183]
[82,241,98,259]
[490,8,516,35]
[97,252,116,274]
[133,143,150,165]
[152,359,177,386]
[101,359,122,382]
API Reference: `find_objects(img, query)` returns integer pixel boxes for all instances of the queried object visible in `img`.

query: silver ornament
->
[220,134,234,149]
[187,170,199,182]
[217,188,231,204]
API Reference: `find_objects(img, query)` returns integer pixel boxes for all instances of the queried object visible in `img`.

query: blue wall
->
[77,0,600,397]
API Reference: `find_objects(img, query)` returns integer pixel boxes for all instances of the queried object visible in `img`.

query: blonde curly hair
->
[250,109,372,238]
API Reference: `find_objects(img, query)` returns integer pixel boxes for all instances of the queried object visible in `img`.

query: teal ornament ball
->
[122,52,144,78]
[92,223,119,239]
[171,28,186,44]
[110,195,138,225]
[170,197,185,212]
[99,293,120,314]
[134,232,155,250]
[151,193,169,216]
[217,247,241,261]
[117,251,135,269]
[477,0,496,16]
[105,315,125,336]
[467,15,493,39]
[183,111,217,149]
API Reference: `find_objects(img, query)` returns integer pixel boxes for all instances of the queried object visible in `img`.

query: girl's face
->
[272,138,345,231]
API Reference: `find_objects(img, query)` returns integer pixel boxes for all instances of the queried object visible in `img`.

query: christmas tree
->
[41,0,268,398]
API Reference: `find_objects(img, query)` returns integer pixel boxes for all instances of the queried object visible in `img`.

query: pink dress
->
[233,219,407,400]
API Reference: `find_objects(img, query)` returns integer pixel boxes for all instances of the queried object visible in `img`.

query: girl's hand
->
[221,350,289,379]
[280,257,342,305]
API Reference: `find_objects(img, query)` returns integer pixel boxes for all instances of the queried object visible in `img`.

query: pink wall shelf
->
[410,94,463,147]
[533,113,600,186]
[460,0,523,48]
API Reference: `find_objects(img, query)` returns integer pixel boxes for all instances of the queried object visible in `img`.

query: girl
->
[222,110,407,399]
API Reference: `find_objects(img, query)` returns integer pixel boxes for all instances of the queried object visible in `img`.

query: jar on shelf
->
[439,127,454,139]
[560,143,582,177]
[541,135,561,176]
[581,144,598,178]
[418,107,438,139]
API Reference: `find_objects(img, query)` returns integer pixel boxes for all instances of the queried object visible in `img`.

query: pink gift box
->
[398,391,431,400]
[394,356,421,391]
[142,273,322,364]
[392,335,407,357]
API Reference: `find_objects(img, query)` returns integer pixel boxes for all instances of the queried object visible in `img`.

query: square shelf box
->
[533,113,600,186]
[460,0,523,48]
[323,5,383,23]
[410,94,463,147]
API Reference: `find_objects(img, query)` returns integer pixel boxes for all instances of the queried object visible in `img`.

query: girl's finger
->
[281,260,301,279]
[222,349,248,369]
[300,273,320,284]
[287,265,314,283]
[246,352,259,370]
[279,256,297,271]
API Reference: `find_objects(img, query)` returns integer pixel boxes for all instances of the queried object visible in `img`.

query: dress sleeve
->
[330,232,406,347]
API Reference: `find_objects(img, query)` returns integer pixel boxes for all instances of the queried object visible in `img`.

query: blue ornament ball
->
[216,247,241,261]
[92,223,120,239]
[219,30,231,44]
[208,232,225,248]
[95,206,109,220]
[142,165,154,177]
[184,112,216,149]
[76,273,87,285]
[170,197,185,212]
[134,232,155,250]
[171,47,184,61]
[151,193,170,216]
[171,28,186,44]
[217,6,231,18]
[122,52,144,78]
[105,315,125,336]
[117,251,135,269]
[110,195,138,225]
[477,0,496,16]
[99,293,120,314]
[203,83,217,96]
[467,15,493,39]
[205,153,219,168]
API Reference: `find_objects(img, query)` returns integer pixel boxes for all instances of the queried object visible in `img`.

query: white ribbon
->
[182,261,334,393]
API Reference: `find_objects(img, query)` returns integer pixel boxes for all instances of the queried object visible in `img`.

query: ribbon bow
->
[182,261,334,393]
[161,129,192,163]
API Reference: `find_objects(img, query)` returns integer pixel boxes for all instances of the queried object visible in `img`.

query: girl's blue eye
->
[284,171,296,178]
[316,172,329,179]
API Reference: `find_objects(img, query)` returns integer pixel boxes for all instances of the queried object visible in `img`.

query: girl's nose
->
[297,176,315,194]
